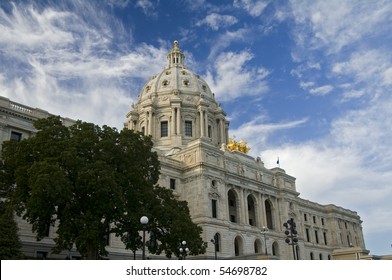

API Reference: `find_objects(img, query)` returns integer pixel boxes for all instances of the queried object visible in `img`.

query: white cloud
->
[204,50,270,101]
[308,85,333,96]
[234,0,269,17]
[290,0,392,53]
[196,13,238,30]
[382,67,392,85]
[340,89,365,102]
[229,117,308,151]
[299,81,315,89]
[135,0,158,17]
[0,2,167,129]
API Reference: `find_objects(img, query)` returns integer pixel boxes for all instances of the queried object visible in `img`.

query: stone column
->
[177,107,181,134]
[171,107,176,135]
[200,109,205,137]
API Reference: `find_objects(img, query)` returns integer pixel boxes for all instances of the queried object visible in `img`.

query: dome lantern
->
[167,40,185,68]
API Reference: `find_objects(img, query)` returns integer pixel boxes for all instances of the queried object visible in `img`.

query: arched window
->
[265,200,274,230]
[234,236,243,256]
[247,195,256,226]
[228,189,238,223]
[272,241,279,257]
[254,239,262,254]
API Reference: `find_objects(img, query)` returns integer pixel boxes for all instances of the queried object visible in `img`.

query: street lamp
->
[140,216,149,260]
[179,240,189,260]
[283,218,298,260]
[261,226,269,255]
[211,234,218,260]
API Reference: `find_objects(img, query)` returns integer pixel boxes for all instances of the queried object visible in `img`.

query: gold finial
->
[173,40,179,51]
[227,136,250,154]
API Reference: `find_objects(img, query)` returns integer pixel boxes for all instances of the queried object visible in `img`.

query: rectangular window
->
[313,216,316,224]
[161,121,168,137]
[249,219,253,226]
[306,228,310,242]
[315,230,319,244]
[10,131,22,141]
[208,125,212,138]
[170,178,176,190]
[304,213,307,222]
[230,215,236,223]
[323,232,328,245]
[211,199,217,218]
[185,121,192,137]
[321,218,325,226]
[36,251,48,259]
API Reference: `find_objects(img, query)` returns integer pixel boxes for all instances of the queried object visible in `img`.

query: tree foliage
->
[0,201,24,259]
[0,116,206,259]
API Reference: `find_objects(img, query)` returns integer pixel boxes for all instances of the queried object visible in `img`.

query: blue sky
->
[1,0,392,256]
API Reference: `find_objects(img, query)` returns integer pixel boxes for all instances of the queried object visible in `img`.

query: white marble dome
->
[126,41,229,151]
[138,40,216,104]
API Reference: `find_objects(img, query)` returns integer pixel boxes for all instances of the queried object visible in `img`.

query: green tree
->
[0,201,24,259]
[0,116,206,259]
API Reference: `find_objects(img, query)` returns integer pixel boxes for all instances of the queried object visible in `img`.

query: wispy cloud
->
[308,85,333,96]
[205,50,270,101]
[0,2,166,128]
[290,0,392,53]
[135,0,159,18]
[196,13,238,30]
[234,0,270,17]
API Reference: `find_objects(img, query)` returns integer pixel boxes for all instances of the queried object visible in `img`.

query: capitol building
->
[0,41,369,260]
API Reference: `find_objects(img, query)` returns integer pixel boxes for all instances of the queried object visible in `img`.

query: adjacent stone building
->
[0,41,367,260]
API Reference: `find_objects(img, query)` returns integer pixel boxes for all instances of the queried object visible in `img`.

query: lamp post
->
[261,226,269,255]
[179,240,189,260]
[140,216,149,260]
[283,218,298,260]
[210,234,218,260]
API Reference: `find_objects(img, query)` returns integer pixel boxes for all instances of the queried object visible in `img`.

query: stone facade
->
[0,41,367,260]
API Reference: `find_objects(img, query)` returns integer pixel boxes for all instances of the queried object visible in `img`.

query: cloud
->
[299,81,315,89]
[196,13,238,30]
[0,2,167,129]
[204,50,270,101]
[289,0,392,53]
[234,0,269,17]
[229,116,308,151]
[135,0,158,17]
[308,85,333,96]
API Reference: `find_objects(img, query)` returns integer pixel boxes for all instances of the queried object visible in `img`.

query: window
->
[321,218,325,226]
[212,199,217,218]
[170,178,176,190]
[185,121,192,137]
[310,252,314,260]
[315,230,319,244]
[230,215,236,223]
[319,253,323,260]
[323,232,328,245]
[161,121,168,137]
[10,131,22,141]
[313,216,316,224]
[208,125,212,138]
[36,251,48,259]
[304,213,307,222]
[306,228,310,242]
